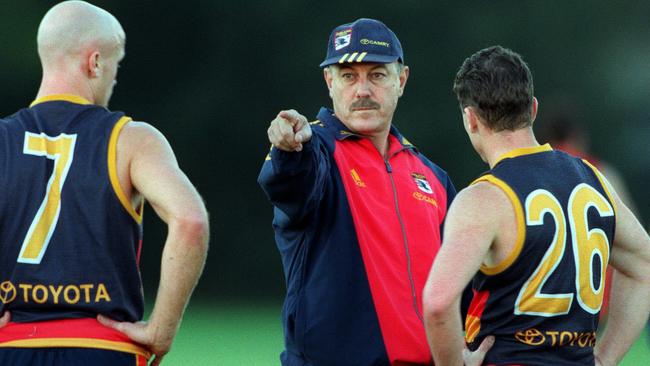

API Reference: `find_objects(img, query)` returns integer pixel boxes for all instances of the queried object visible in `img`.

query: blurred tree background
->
[1,0,648,305]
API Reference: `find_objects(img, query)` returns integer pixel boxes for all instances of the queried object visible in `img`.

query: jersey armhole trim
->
[108,116,143,224]
[581,159,618,217]
[471,174,525,275]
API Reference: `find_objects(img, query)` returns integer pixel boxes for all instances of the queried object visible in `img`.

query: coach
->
[258,18,460,365]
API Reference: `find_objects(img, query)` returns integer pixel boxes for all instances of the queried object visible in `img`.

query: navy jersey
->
[465,145,616,366]
[0,95,144,325]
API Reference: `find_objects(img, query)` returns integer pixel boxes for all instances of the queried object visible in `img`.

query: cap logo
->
[320,19,403,68]
[360,38,390,48]
[334,29,352,50]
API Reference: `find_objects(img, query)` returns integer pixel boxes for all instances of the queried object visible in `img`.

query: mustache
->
[350,98,380,111]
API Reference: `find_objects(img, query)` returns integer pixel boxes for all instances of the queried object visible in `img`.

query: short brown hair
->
[453,46,534,131]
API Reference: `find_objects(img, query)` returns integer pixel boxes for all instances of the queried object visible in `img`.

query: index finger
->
[278,109,307,127]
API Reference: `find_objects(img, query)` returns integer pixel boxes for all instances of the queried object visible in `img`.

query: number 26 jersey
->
[465,144,616,366]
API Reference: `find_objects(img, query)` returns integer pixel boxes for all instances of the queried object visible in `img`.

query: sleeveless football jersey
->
[465,144,616,366]
[0,95,148,357]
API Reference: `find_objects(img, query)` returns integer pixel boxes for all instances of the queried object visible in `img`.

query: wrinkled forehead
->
[329,61,399,73]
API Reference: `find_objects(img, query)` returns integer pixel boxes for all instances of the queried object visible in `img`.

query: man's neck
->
[483,128,540,168]
[36,73,95,104]
[368,132,391,159]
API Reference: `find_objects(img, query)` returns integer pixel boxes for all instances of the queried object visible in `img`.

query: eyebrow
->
[337,64,389,72]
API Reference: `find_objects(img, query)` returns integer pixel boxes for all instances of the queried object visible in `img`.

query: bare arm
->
[99,122,209,366]
[423,182,505,366]
[594,178,650,366]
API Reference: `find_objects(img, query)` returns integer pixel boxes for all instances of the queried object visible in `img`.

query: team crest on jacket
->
[335,29,352,50]
[411,173,433,194]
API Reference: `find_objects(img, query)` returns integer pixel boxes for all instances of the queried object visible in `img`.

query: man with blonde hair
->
[0,2,209,365]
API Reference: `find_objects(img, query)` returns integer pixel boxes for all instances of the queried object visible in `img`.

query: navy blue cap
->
[319,18,404,68]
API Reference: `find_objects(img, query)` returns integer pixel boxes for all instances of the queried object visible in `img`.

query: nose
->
[355,77,372,98]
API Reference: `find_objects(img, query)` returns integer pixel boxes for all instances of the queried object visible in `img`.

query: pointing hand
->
[267,109,312,152]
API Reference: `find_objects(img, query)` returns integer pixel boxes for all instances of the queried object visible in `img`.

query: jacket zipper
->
[384,152,424,324]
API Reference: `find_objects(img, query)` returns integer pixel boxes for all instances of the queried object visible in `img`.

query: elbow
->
[422,284,455,323]
[172,208,210,251]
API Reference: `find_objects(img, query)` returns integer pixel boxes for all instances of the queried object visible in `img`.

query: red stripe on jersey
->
[466,290,490,343]
[136,238,143,265]
[0,318,150,357]
[334,135,448,365]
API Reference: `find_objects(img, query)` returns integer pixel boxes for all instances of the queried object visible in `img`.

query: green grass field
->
[162,302,650,365]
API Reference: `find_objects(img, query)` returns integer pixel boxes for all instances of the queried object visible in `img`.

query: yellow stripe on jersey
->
[30,94,92,107]
[471,174,526,275]
[581,159,618,217]
[465,314,481,343]
[0,338,151,359]
[493,143,553,167]
[108,116,143,224]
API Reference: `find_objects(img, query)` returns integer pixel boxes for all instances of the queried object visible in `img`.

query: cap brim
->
[319,54,401,68]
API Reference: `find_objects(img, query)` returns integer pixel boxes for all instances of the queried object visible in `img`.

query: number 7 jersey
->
[0,95,144,325]
[465,144,616,366]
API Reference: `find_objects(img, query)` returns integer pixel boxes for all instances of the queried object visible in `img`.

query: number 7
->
[18,132,77,264]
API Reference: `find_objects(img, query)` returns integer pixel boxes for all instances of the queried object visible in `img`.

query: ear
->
[87,51,101,78]
[530,97,539,123]
[323,67,334,98]
[397,65,409,97]
[463,106,480,134]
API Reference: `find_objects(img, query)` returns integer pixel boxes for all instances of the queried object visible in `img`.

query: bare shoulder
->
[442,179,519,270]
[451,181,512,216]
[445,180,516,241]
[117,121,176,161]
[120,121,168,146]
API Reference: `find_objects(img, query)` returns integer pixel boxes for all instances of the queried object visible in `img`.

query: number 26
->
[515,184,614,316]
